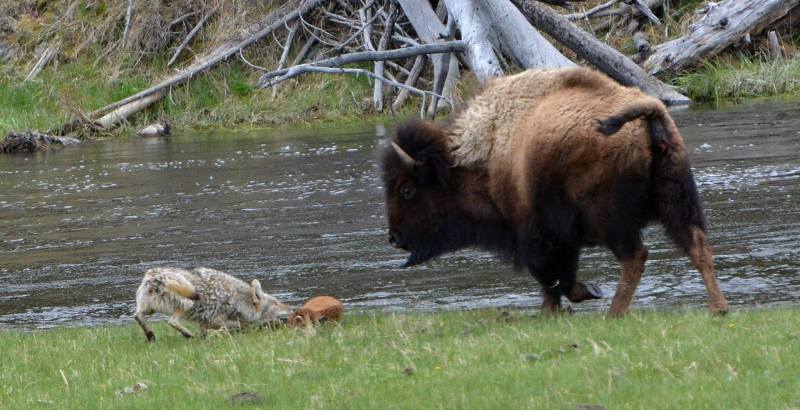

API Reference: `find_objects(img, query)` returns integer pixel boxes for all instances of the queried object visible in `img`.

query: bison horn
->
[391,142,417,170]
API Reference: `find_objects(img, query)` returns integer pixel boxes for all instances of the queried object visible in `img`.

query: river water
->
[1,100,799,328]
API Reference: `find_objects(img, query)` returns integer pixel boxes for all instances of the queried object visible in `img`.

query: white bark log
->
[397,0,460,109]
[643,0,799,75]
[392,55,426,112]
[512,0,690,105]
[25,44,58,82]
[86,0,321,124]
[123,0,134,48]
[95,92,164,129]
[443,0,504,85]
[478,0,575,69]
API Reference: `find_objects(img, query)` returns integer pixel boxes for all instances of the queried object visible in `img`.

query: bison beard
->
[381,68,729,317]
[403,214,516,268]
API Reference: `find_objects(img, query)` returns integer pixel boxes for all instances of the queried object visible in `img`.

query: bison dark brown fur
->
[380,67,729,316]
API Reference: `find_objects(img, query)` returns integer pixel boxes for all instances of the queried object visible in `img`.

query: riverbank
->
[2,0,799,138]
[1,308,798,409]
[0,59,404,137]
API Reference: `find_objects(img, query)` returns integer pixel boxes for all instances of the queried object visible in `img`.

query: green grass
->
[672,56,800,103]
[1,308,799,409]
[0,58,400,136]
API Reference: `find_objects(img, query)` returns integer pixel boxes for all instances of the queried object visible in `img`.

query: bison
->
[380,67,729,316]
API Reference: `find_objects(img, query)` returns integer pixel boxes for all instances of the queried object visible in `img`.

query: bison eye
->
[399,184,416,200]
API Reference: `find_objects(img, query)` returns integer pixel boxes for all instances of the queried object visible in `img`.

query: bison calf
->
[134,267,293,342]
[287,296,344,326]
[381,67,729,317]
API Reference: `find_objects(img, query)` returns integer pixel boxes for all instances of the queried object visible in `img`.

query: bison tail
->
[596,97,675,154]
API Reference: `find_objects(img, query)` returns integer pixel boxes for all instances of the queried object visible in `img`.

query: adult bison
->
[380,67,728,316]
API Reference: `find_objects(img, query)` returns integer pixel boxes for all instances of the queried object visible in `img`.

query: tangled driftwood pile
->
[4,0,798,141]
[0,131,80,153]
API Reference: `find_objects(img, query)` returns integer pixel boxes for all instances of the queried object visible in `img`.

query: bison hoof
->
[145,332,156,343]
[566,282,604,303]
[710,301,729,316]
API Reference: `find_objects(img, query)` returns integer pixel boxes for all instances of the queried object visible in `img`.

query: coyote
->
[133,267,293,342]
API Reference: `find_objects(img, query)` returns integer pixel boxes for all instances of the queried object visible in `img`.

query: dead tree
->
[443,0,504,85]
[478,0,575,69]
[54,0,323,134]
[511,0,690,105]
[397,0,461,114]
[643,0,800,75]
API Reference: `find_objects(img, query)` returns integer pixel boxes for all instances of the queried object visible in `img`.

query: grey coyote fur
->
[133,267,293,342]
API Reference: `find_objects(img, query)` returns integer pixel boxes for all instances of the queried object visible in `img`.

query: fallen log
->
[511,0,690,106]
[55,0,323,134]
[1,131,80,153]
[392,55,426,112]
[373,3,398,112]
[271,20,301,99]
[643,0,799,76]
[478,0,575,69]
[443,0,504,85]
[25,44,59,82]
[396,0,460,114]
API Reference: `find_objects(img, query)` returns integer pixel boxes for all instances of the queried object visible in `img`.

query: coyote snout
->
[133,267,292,342]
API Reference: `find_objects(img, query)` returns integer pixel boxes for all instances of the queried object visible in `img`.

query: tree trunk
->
[396,0,460,110]
[511,0,690,106]
[643,0,799,75]
[443,0,504,85]
[478,0,574,69]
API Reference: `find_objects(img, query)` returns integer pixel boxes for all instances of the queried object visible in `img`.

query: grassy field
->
[1,308,798,409]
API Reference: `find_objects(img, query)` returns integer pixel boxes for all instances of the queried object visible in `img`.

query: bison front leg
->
[688,227,729,315]
[608,246,648,317]
[529,244,601,315]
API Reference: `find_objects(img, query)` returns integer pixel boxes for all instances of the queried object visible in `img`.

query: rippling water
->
[1,100,799,328]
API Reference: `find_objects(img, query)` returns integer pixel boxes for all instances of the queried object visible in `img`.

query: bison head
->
[381,120,468,267]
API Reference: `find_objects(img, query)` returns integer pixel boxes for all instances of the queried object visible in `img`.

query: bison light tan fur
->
[381,67,729,317]
[133,267,292,342]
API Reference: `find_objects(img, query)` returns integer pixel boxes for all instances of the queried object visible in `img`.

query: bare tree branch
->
[566,0,617,20]
[167,7,218,67]
[392,54,425,112]
[374,2,398,112]
[264,65,452,112]
[123,0,134,48]
[256,41,467,87]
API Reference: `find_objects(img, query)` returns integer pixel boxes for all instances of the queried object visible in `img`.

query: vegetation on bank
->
[0,59,400,136]
[0,308,798,409]
[1,0,799,138]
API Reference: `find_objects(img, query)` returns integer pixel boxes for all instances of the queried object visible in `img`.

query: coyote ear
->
[251,279,266,304]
